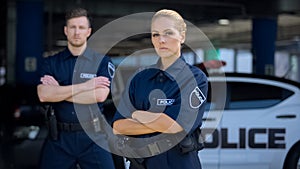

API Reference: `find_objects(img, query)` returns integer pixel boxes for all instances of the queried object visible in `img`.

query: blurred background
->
[0,0,300,168]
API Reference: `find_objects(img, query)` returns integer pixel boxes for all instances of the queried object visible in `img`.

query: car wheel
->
[284,142,300,169]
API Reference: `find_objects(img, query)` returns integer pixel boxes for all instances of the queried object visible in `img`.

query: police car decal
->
[202,128,286,149]
[189,86,206,109]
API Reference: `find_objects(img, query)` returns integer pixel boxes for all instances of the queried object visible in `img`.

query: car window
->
[205,81,227,111]
[227,82,294,109]
[205,80,294,111]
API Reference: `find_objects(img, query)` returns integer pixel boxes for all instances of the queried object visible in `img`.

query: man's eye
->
[152,33,159,37]
[79,26,87,30]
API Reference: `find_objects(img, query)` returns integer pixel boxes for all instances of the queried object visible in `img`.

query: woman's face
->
[151,16,185,59]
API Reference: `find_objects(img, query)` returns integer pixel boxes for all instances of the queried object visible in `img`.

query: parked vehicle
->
[200,73,300,169]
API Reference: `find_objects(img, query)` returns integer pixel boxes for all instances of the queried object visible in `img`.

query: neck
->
[68,43,87,56]
[161,54,180,70]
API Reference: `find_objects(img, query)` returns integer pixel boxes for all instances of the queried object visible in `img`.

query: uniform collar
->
[62,48,73,60]
[149,56,187,81]
[62,47,92,61]
[81,47,94,61]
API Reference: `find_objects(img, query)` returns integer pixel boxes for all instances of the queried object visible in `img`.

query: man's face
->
[64,16,91,48]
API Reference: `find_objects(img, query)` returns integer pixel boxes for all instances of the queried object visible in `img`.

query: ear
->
[180,31,186,44]
[87,27,92,37]
[64,26,67,36]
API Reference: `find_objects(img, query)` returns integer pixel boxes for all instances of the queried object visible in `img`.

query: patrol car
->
[200,73,300,169]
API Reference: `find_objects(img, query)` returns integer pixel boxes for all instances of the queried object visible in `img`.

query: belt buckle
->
[63,123,71,131]
[70,123,78,131]
[147,142,160,156]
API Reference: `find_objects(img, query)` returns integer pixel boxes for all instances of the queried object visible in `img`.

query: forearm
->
[38,75,110,103]
[37,83,87,102]
[132,111,183,133]
[113,118,156,135]
[66,87,110,104]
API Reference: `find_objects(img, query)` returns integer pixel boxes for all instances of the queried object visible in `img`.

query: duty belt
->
[57,122,94,132]
[135,137,176,156]
[114,132,186,158]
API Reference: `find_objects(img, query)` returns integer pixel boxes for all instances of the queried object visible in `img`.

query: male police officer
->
[37,8,115,169]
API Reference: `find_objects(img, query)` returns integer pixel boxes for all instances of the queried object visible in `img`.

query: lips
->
[159,47,168,50]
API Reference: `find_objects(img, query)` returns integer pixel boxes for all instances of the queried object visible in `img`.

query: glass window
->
[205,81,294,111]
[219,48,235,72]
[227,82,294,109]
[236,50,253,73]
[205,81,227,111]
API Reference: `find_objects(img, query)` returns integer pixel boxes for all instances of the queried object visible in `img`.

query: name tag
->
[157,99,175,106]
[80,73,96,79]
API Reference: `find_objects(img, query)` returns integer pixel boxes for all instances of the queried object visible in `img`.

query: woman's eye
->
[152,33,159,37]
[165,31,173,36]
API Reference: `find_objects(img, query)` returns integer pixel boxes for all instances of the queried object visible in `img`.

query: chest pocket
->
[73,56,102,83]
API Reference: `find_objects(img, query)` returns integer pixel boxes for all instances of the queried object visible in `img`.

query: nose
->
[74,27,80,35]
[158,35,166,43]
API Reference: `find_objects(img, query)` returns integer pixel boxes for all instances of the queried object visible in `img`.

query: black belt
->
[57,122,93,132]
[134,137,176,156]
[113,132,185,158]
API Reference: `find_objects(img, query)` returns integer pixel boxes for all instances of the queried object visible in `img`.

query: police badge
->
[189,86,206,109]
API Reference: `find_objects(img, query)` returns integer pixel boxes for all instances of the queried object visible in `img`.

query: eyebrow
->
[151,29,173,33]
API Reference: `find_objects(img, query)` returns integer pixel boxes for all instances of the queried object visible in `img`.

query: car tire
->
[283,142,300,169]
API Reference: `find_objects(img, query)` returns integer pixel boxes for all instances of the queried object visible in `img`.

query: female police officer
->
[112,9,208,169]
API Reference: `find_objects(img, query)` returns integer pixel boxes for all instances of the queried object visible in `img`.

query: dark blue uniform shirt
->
[38,47,115,123]
[113,56,208,135]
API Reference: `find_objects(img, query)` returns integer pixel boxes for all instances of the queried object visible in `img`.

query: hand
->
[132,110,161,124]
[84,76,110,90]
[40,75,59,86]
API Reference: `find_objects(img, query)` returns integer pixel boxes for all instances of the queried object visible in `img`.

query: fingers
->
[40,75,59,86]
[40,75,110,88]
[94,76,110,88]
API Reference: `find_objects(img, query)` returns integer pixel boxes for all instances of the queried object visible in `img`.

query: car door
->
[199,78,227,169]
[219,78,292,169]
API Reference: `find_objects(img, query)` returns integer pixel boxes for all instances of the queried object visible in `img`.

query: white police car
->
[200,73,300,169]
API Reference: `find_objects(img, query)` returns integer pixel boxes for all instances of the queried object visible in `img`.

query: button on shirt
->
[113,56,208,135]
[38,48,114,123]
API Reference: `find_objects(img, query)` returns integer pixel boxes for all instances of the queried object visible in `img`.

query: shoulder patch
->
[108,62,115,78]
[189,86,206,109]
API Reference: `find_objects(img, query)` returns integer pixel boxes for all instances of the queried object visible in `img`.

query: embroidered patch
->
[157,99,175,106]
[189,86,206,109]
[80,73,96,79]
[108,62,115,78]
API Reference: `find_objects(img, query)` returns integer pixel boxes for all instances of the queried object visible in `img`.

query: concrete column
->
[252,17,277,75]
[16,0,43,85]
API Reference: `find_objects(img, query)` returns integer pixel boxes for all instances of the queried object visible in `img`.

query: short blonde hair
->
[152,9,187,33]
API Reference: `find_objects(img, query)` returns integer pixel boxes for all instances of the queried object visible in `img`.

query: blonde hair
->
[152,9,187,33]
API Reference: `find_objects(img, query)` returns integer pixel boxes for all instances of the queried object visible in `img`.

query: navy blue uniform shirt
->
[113,56,208,135]
[38,47,115,123]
